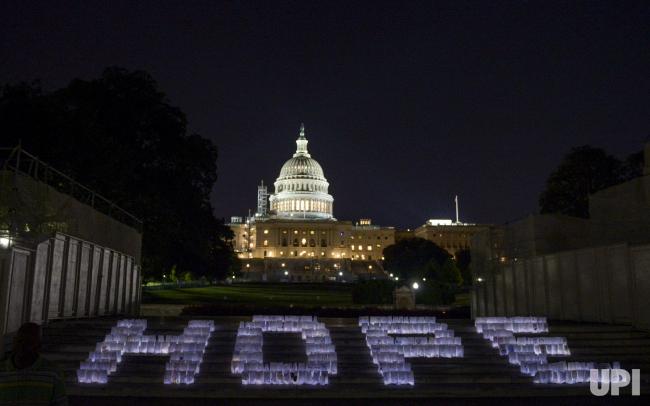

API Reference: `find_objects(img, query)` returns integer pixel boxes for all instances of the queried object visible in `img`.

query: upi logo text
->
[590,369,640,396]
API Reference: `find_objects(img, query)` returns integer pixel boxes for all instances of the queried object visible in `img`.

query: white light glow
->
[0,237,10,248]
[474,317,617,385]
[359,316,463,385]
[77,319,213,385]
[411,282,419,290]
[232,315,337,385]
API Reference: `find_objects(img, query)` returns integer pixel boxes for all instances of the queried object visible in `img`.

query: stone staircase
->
[37,317,650,401]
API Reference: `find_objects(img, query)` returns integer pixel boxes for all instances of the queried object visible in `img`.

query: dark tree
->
[455,248,472,286]
[0,68,235,280]
[539,146,623,218]
[619,150,645,182]
[382,237,451,283]
[426,258,463,305]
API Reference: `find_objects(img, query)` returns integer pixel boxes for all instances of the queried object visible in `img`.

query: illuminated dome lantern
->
[269,124,334,220]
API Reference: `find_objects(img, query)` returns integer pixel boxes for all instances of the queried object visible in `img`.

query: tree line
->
[0,67,237,281]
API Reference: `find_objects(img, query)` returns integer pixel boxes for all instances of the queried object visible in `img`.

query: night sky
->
[1,1,648,228]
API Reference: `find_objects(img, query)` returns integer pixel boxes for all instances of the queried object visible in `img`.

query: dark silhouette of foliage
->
[539,145,641,218]
[382,237,451,282]
[416,258,462,305]
[455,248,472,286]
[0,67,234,280]
[352,280,395,304]
[619,150,645,181]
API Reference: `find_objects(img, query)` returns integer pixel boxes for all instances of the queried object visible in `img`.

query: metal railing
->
[1,146,143,231]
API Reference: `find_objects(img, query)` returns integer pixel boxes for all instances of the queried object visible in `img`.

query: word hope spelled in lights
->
[231,315,337,385]
[77,319,214,384]
[360,316,464,385]
[475,317,621,384]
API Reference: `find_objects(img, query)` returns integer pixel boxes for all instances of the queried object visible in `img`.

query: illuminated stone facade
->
[230,218,394,282]
[227,125,492,281]
[268,123,334,220]
[413,219,489,256]
[228,125,394,282]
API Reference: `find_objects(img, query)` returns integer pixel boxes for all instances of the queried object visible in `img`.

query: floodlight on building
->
[477,277,484,282]
[284,271,289,276]
[412,282,419,290]
[394,277,399,281]
[389,273,393,277]
[338,271,343,276]
[368,265,372,269]
[281,263,286,267]
[246,264,250,268]
[422,277,426,281]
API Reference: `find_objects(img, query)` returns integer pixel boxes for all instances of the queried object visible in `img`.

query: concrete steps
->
[36,317,650,399]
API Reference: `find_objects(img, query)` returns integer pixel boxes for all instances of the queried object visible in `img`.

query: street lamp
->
[412,282,419,290]
[0,237,10,248]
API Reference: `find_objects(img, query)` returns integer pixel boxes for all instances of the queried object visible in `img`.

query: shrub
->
[352,280,394,304]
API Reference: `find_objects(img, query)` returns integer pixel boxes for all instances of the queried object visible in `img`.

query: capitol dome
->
[269,124,334,220]
[278,155,325,179]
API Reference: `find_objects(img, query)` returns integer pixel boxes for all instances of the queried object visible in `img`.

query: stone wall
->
[472,242,650,331]
[0,233,141,356]
[1,170,142,261]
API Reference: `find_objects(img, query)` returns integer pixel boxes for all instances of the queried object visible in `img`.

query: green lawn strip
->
[142,284,353,306]
[143,285,469,308]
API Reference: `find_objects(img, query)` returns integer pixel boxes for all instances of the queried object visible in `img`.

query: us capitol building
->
[228,124,487,282]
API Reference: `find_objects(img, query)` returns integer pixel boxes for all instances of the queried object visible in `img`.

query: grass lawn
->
[142,283,354,307]
[143,283,471,310]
